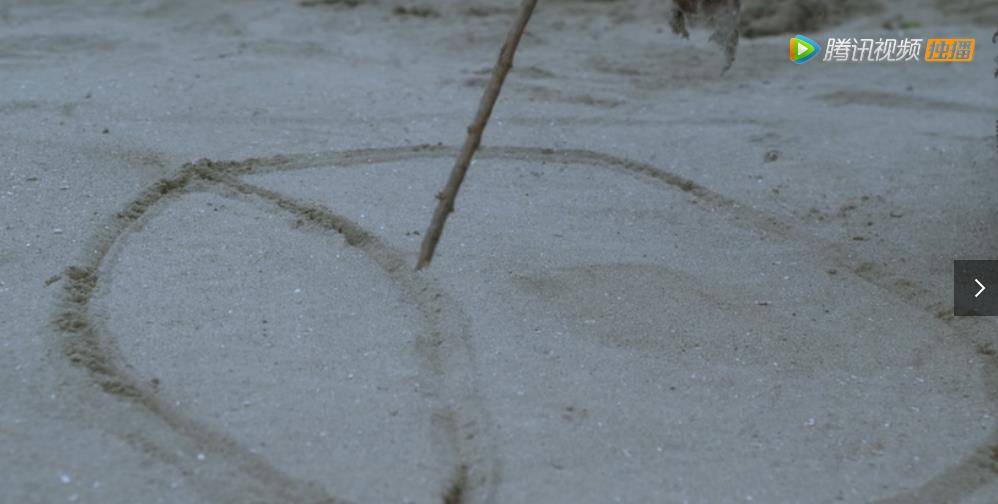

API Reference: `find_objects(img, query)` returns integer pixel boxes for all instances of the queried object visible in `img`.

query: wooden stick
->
[416,0,539,270]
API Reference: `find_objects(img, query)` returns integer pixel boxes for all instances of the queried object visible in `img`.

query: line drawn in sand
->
[51,144,996,503]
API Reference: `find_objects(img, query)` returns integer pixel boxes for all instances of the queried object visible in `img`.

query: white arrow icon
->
[974,278,986,298]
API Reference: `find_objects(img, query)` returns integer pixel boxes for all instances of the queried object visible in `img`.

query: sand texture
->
[1,0,996,502]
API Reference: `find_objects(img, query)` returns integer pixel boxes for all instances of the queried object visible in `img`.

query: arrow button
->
[954,260,998,316]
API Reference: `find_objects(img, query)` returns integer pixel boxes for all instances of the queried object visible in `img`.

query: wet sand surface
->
[1,0,996,502]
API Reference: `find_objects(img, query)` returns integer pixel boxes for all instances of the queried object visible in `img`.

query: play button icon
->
[789,35,820,64]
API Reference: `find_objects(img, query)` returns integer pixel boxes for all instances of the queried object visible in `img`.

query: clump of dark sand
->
[934,0,998,25]
[670,0,741,72]
[393,6,440,18]
[299,0,362,7]
[739,0,883,38]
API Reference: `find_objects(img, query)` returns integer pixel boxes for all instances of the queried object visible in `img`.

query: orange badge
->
[925,38,975,62]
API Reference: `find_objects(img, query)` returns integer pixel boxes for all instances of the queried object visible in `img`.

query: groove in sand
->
[53,145,996,503]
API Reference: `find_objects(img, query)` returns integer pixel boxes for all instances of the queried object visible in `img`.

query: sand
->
[1,0,996,503]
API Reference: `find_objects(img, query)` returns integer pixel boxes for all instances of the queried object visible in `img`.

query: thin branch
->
[415,0,539,270]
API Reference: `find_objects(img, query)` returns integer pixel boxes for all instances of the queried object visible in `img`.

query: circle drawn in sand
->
[52,145,997,503]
